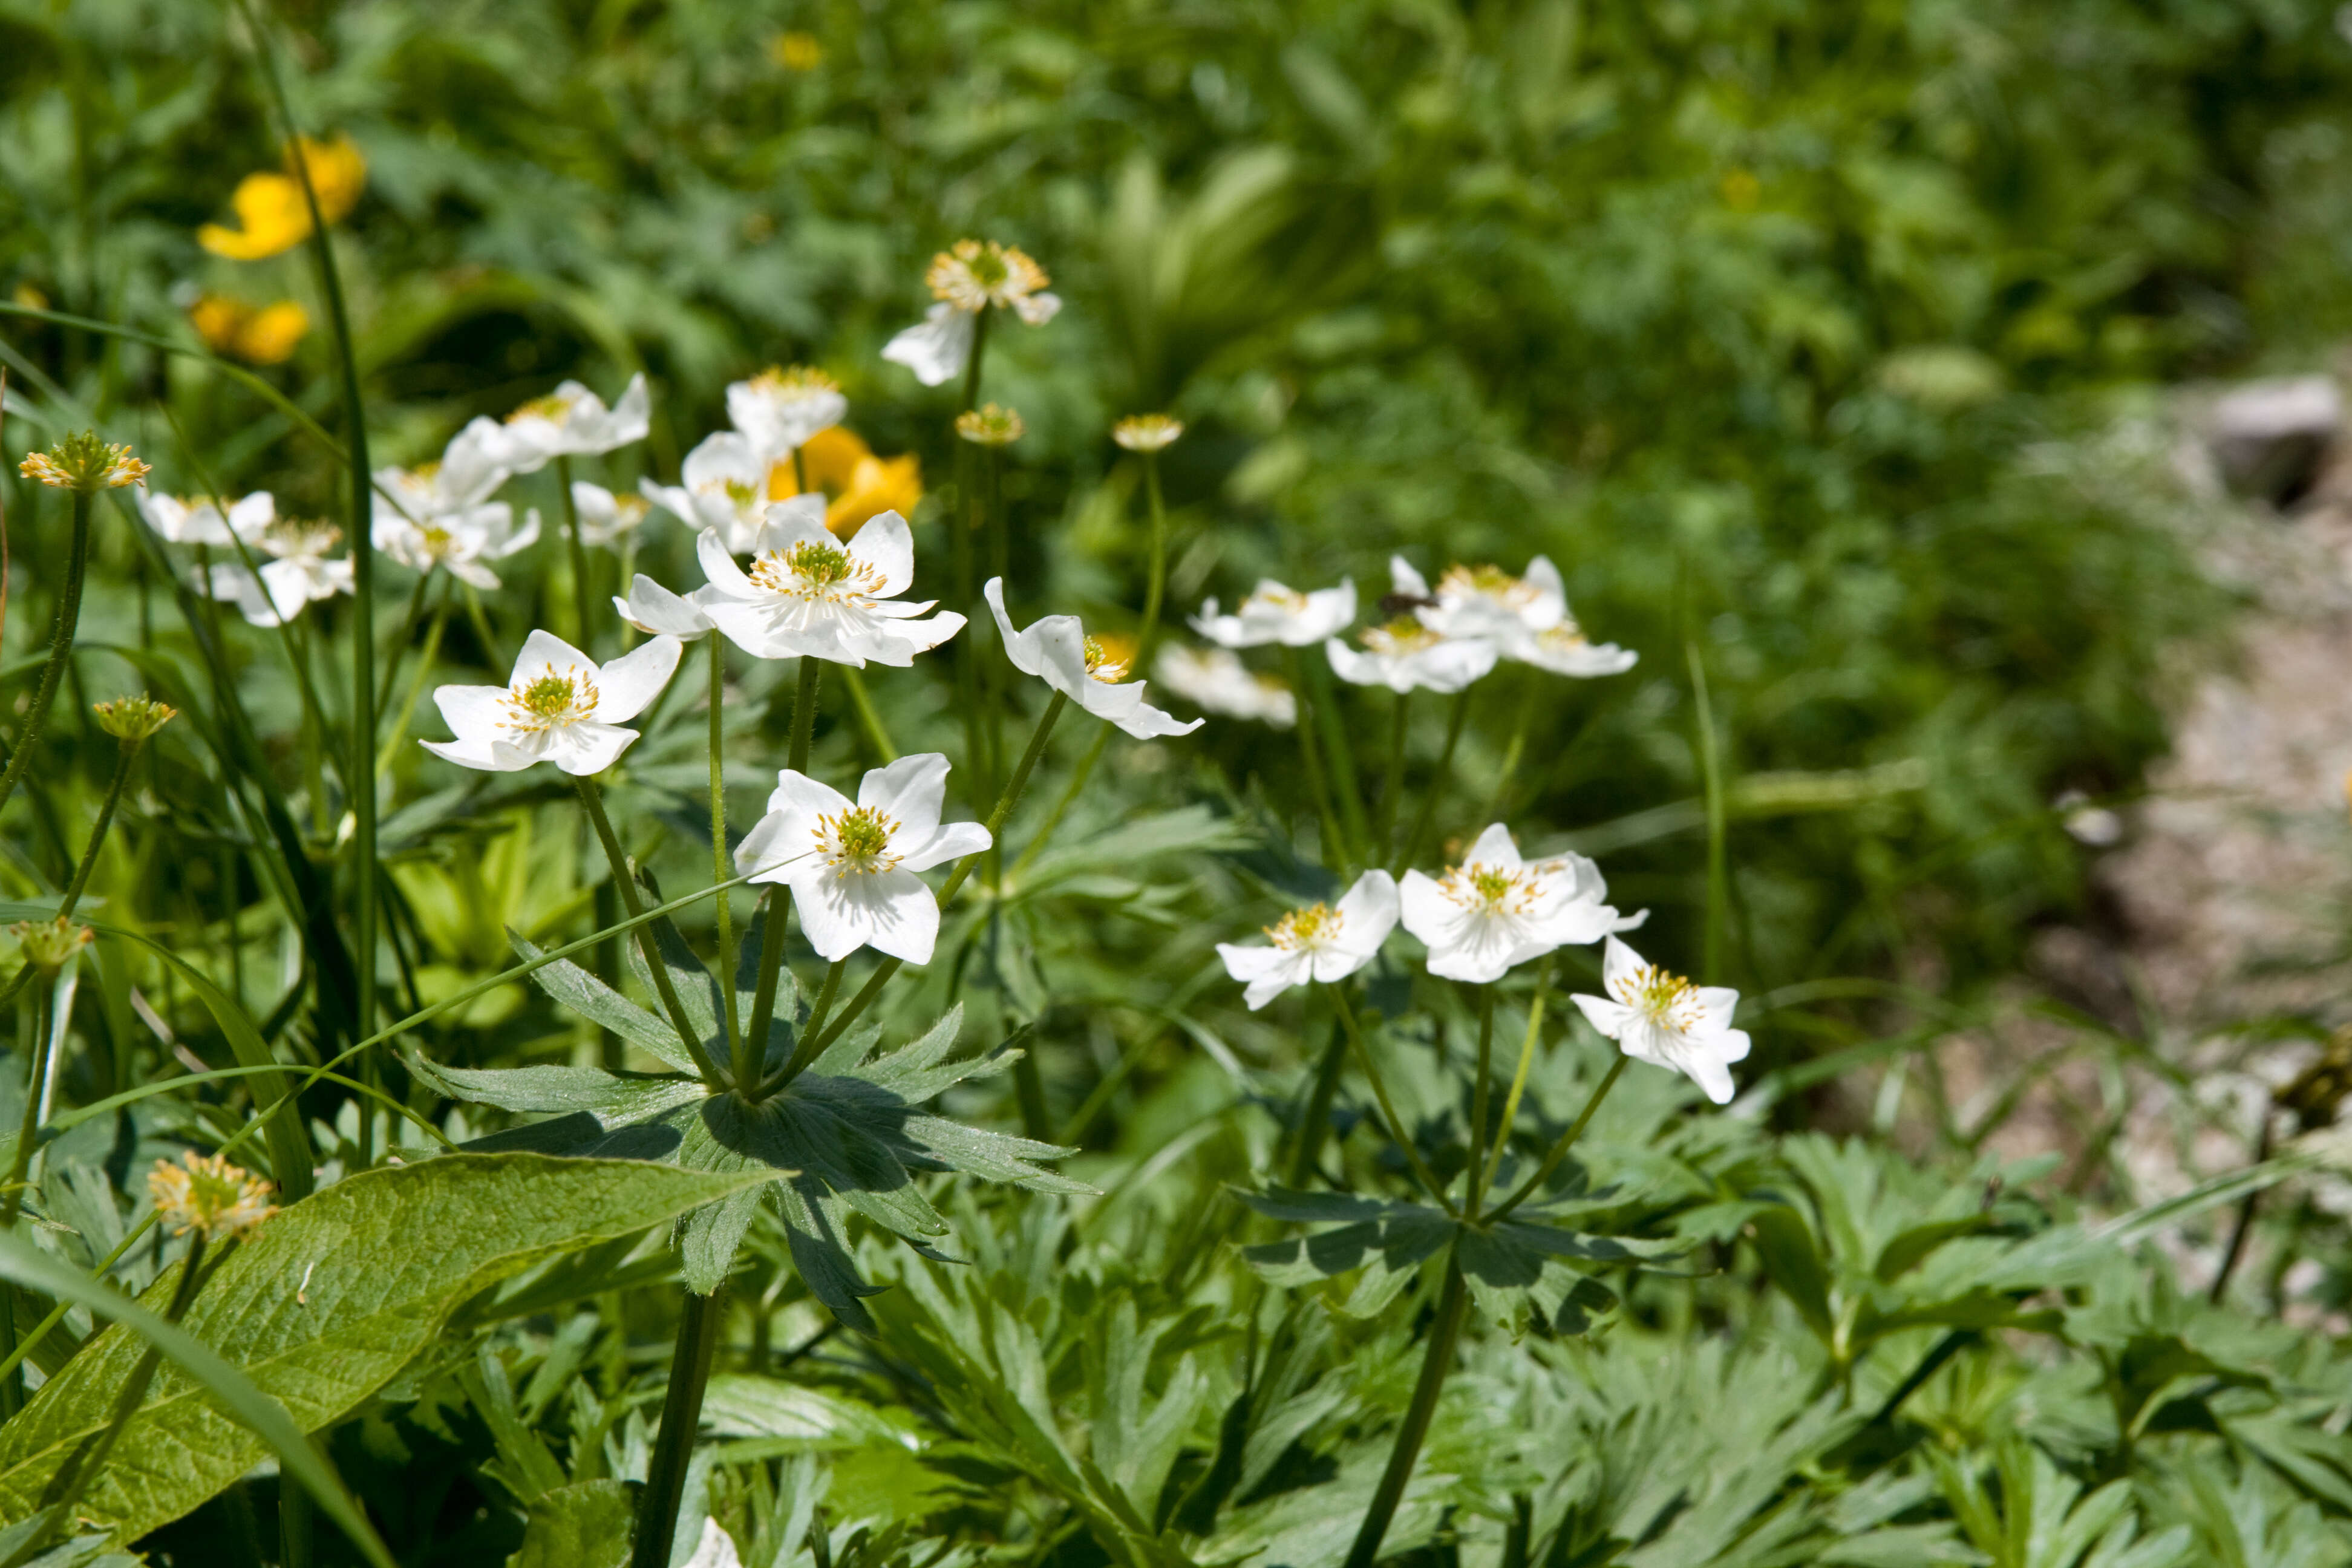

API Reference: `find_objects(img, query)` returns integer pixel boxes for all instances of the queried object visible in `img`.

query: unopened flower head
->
[93,694,178,743]
[148,1151,276,1240]
[1217,870,1400,1010]
[20,433,149,492]
[1112,414,1184,453]
[985,579,1201,740]
[735,753,993,964]
[1571,935,1750,1105]
[955,403,1026,447]
[11,916,91,975]
[1399,823,1643,984]
[1154,644,1296,728]
[423,629,682,776]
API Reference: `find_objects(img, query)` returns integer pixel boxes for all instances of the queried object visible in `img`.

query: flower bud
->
[1112,413,1184,452]
[955,403,1026,448]
[93,694,178,743]
[11,916,91,975]
[148,1151,277,1240]
[18,431,151,492]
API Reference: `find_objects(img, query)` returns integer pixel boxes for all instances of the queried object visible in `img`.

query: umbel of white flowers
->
[1216,869,1398,1010]
[697,505,963,667]
[422,629,682,775]
[984,579,1201,740]
[734,753,991,965]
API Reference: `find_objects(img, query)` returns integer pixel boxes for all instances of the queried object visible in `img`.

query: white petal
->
[420,735,532,772]
[901,820,991,874]
[1333,870,1400,956]
[1011,290,1062,327]
[857,752,950,841]
[1388,555,1431,598]
[1570,993,1634,1039]
[1396,869,1459,950]
[734,811,805,882]
[682,1517,743,1568]
[767,768,854,822]
[1601,934,1645,998]
[616,576,714,638]
[547,721,638,776]
[881,303,975,387]
[794,869,938,964]
[1462,822,1521,869]
[594,635,682,722]
[983,578,1044,678]
[849,510,915,595]
[431,684,512,744]
[1324,638,1390,689]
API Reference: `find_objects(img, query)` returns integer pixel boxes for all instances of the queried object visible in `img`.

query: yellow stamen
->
[1267,903,1341,950]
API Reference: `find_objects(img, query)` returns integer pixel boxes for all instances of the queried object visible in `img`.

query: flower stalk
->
[575,777,728,1088]
[556,453,596,653]
[710,635,742,1079]
[0,489,94,825]
[1342,1252,1468,1568]
[1394,687,1472,875]
[633,1281,729,1568]
[1328,985,1454,1215]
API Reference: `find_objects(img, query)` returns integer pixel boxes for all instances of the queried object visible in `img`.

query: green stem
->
[1008,723,1109,881]
[462,583,505,671]
[788,658,821,776]
[375,569,433,716]
[838,667,897,763]
[33,1230,214,1557]
[1377,691,1410,865]
[1282,648,1347,868]
[743,888,790,1077]
[1328,986,1454,1215]
[709,636,742,1082]
[373,584,451,777]
[575,777,727,1088]
[958,307,992,415]
[1341,1253,1468,1568]
[1395,687,1471,874]
[1477,957,1550,1205]
[1466,986,1495,1215]
[1284,1019,1349,1189]
[0,985,51,1419]
[1136,450,1171,662]
[1479,676,1543,825]
[788,692,1066,1073]
[1308,655,1371,863]
[60,736,142,916]
[243,0,379,1082]
[557,454,595,654]
[0,489,92,825]
[632,1281,728,1568]
[1485,1054,1628,1224]
[1688,639,1729,983]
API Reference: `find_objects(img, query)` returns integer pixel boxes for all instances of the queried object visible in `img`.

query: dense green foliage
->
[0,0,2347,1564]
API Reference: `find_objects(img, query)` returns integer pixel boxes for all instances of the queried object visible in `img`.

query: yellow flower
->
[149,1151,276,1240]
[198,136,367,261]
[765,425,924,538]
[772,30,823,70]
[188,294,311,364]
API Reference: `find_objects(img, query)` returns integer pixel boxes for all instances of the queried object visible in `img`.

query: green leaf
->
[505,1480,635,1568]
[1747,1204,1835,1339]
[0,1154,761,1541]
[0,1232,395,1568]
[511,930,697,1074]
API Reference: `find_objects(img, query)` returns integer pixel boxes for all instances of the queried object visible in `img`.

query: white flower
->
[572,481,652,548]
[727,366,847,461]
[371,503,540,590]
[699,507,962,667]
[488,374,651,472]
[1571,935,1750,1105]
[1153,644,1296,728]
[139,490,272,547]
[1217,871,1399,1010]
[1420,557,1636,678]
[733,753,991,965]
[373,419,512,521]
[882,240,1061,387]
[1325,564,1498,693]
[984,579,1201,740]
[206,517,354,627]
[639,431,779,554]
[613,574,716,640]
[421,629,682,776]
[682,1518,741,1568]
[1399,823,1643,984]
[1189,579,1357,649]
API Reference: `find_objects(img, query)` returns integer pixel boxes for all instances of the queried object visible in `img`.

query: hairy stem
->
[575,777,727,1088]
[1136,449,1171,661]
[1477,958,1551,1206]
[1485,1054,1628,1224]
[1342,1252,1468,1568]
[1466,986,1496,1215]
[1284,1020,1349,1189]
[1377,690,1410,863]
[1394,686,1471,875]
[632,1281,728,1568]
[0,490,93,824]
[557,454,595,654]
[1282,648,1347,868]
[710,635,742,1080]
[1329,986,1454,1215]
